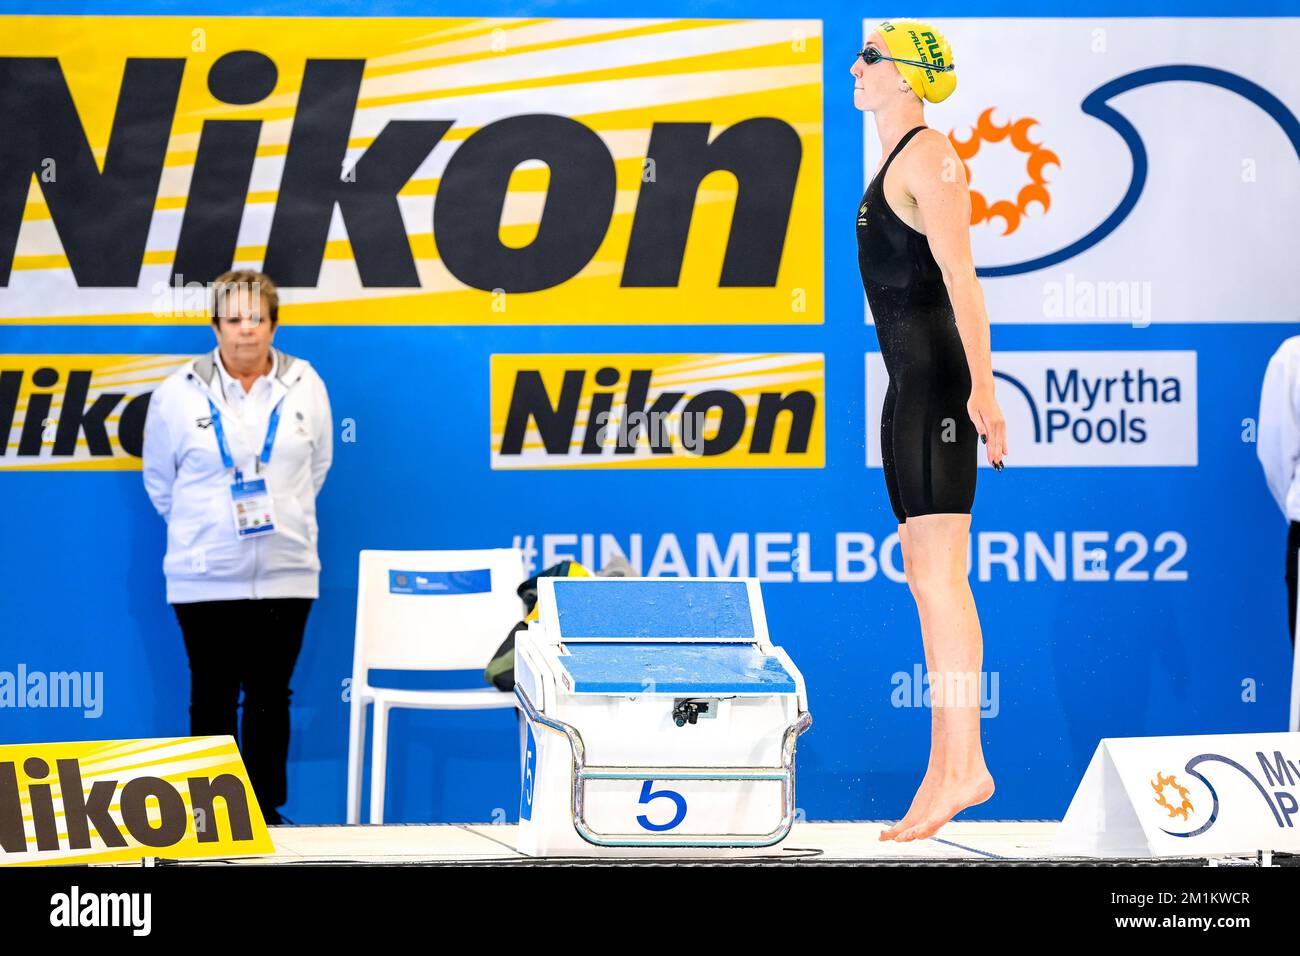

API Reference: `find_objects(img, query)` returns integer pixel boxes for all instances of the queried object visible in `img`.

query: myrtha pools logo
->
[1153,750,1300,838]
[867,350,1197,468]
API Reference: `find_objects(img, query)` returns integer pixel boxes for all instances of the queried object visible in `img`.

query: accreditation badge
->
[230,476,278,539]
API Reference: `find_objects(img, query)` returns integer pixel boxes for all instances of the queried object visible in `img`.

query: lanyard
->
[207,396,284,481]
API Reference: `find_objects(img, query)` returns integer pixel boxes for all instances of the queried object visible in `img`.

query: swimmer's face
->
[851,31,903,112]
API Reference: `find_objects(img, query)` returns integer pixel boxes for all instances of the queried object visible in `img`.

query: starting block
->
[513,577,812,857]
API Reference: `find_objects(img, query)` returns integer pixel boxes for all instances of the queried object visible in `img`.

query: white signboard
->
[1053,732,1300,857]
[860,18,1300,324]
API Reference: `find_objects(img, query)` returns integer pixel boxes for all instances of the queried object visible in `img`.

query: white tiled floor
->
[178,820,1080,864]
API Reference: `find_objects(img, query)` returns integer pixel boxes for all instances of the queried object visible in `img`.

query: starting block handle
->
[514,685,813,849]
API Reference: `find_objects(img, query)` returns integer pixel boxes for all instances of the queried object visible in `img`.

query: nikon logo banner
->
[0,17,823,326]
[0,354,185,469]
[0,736,274,865]
[491,353,824,468]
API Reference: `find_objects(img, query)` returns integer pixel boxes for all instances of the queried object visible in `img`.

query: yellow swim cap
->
[877,19,956,104]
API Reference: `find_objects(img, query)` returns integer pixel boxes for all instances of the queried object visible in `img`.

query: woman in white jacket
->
[143,270,332,825]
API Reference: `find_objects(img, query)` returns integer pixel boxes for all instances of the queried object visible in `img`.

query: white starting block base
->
[517,703,799,858]
[513,577,812,857]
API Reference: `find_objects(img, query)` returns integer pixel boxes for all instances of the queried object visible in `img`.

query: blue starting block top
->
[552,579,755,640]
[559,642,796,694]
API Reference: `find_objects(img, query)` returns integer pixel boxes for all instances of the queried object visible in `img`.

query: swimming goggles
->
[857,44,955,73]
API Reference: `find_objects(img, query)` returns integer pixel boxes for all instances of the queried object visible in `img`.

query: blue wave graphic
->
[1161,753,1283,838]
[977,66,1300,278]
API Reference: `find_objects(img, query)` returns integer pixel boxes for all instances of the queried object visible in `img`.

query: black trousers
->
[172,598,312,824]
[1287,522,1300,648]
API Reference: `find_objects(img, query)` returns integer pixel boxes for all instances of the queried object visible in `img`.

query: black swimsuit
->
[857,125,977,523]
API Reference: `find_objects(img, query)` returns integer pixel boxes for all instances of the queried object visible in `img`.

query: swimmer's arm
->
[906,132,993,390]
[906,131,1006,463]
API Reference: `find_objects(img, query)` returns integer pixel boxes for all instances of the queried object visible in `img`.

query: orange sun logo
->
[949,109,1060,236]
[1151,772,1195,820]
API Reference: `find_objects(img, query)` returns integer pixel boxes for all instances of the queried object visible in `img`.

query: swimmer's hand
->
[968,384,1007,470]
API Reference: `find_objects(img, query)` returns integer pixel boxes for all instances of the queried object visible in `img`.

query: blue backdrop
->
[1,1,1296,826]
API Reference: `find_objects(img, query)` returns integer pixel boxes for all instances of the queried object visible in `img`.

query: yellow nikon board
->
[491,353,825,468]
[0,354,187,470]
[0,736,274,866]
[1,17,823,326]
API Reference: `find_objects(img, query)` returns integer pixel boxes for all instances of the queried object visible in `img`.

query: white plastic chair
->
[347,548,525,824]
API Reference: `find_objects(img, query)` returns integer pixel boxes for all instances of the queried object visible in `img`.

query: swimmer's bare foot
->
[879,771,940,840]
[894,770,996,842]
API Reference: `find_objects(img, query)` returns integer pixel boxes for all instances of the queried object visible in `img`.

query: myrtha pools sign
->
[867,351,1197,467]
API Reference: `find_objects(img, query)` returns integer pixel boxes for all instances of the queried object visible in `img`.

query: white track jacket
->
[1259,336,1300,524]
[142,348,333,603]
